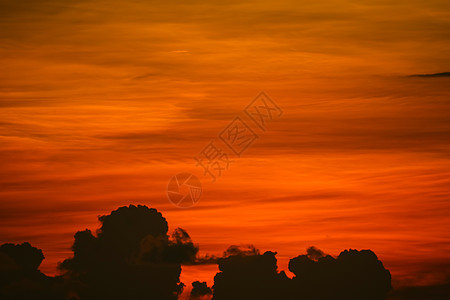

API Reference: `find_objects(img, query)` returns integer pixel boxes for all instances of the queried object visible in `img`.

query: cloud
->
[189,281,212,299]
[0,242,44,271]
[187,244,261,265]
[0,0,449,297]
[305,245,325,261]
[2,209,449,299]
[212,246,392,300]
[59,204,198,299]
[0,242,72,299]
[289,248,392,300]
[408,72,450,78]
[213,248,291,300]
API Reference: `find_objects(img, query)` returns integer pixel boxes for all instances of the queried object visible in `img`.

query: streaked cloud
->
[0,0,449,295]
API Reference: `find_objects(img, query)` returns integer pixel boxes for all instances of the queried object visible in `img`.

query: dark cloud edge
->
[407,72,450,78]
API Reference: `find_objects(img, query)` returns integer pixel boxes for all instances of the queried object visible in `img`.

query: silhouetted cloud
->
[212,246,391,300]
[222,245,260,257]
[289,248,392,300]
[408,72,450,78]
[213,246,291,300]
[0,242,71,300]
[3,208,449,299]
[189,281,213,300]
[0,242,44,272]
[305,245,325,261]
[188,244,260,265]
[59,204,198,300]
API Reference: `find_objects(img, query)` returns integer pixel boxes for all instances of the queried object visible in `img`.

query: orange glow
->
[1,0,450,296]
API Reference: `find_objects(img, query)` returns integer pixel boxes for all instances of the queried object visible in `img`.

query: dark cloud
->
[408,72,450,78]
[0,207,199,299]
[59,204,198,299]
[212,246,391,300]
[0,242,44,272]
[187,244,261,265]
[305,245,325,261]
[289,248,392,300]
[0,242,71,300]
[189,281,213,299]
[213,247,291,300]
[2,208,449,300]
[222,244,260,257]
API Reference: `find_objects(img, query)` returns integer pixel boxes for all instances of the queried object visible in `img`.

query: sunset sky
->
[1,0,450,296]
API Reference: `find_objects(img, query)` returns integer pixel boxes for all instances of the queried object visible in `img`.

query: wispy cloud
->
[408,72,450,78]
[1,0,450,292]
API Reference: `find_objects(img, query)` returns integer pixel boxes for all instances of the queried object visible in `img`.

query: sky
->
[1,0,450,295]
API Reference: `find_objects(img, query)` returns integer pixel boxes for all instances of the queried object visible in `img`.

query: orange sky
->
[1,0,450,296]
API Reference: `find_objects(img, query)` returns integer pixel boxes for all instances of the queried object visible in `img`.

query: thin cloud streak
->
[0,0,449,294]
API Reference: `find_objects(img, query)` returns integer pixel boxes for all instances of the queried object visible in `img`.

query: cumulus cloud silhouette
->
[5,207,441,300]
[0,242,72,300]
[0,242,44,272]
[213,246,291,300]
[305,245,325,261]
[212,246,391,300]
[189,281,213,299]
[59,204,198,300]
[289,248,391,300]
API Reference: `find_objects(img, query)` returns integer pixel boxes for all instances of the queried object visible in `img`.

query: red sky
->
[1,0,450,295]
